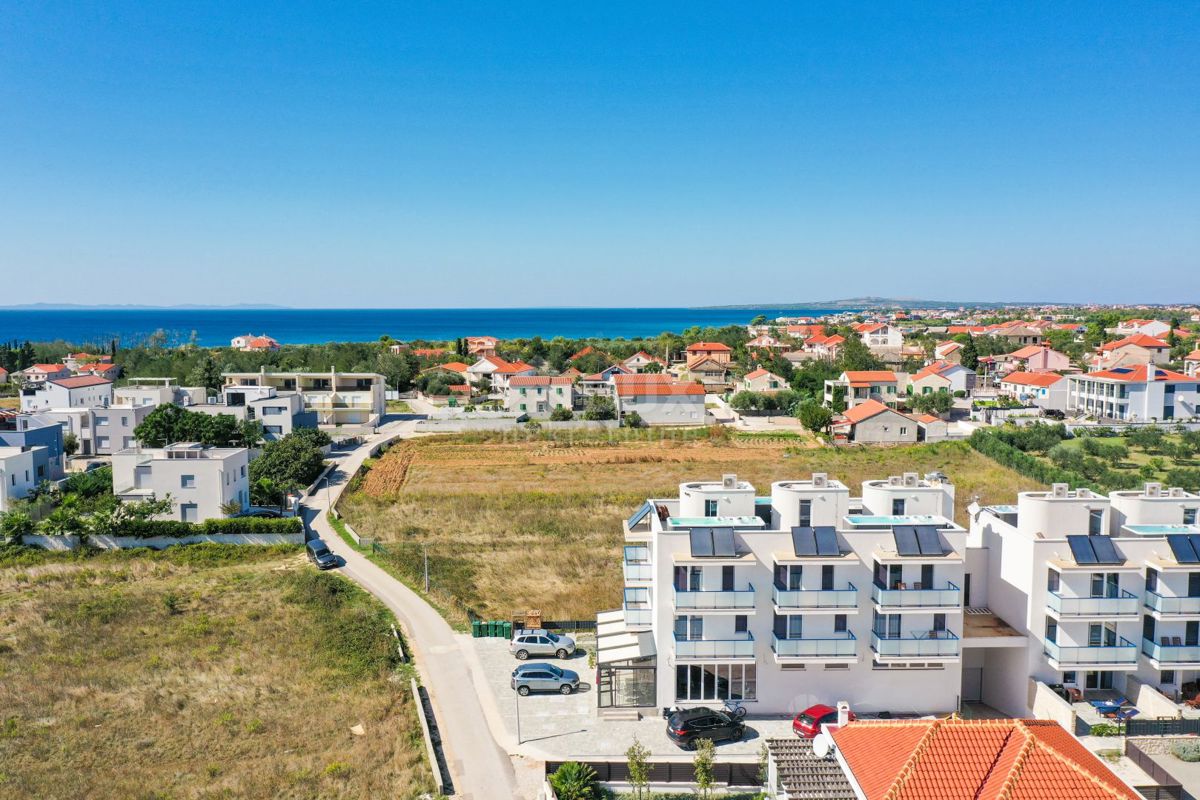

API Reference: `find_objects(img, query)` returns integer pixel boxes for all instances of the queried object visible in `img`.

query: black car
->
[305,538,338,570]
[242,509,283,518]
[665,707,745,750]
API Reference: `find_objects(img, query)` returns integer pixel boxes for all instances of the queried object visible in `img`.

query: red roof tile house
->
[1003,344,1071,374]
[1185,349,1200,378]
[999,371,1069,411]
[1092,334,1172,370]
[831,399,918,444]
[75,361,121,380]
[853,321,903,352]
[504,376,573,418]
[19,374,114,412]
[684,341,733,365]
[1067,365,1198,422]
[824,370,907,410]
[740,368,788,394]
[17,363,72,385]
[909,360,975,395]
[230,333,280,352]
[613,378,706,426]
[621,350,667,373]
[465,335,499,358]
[934,339,963,363]
[678,355,731,391]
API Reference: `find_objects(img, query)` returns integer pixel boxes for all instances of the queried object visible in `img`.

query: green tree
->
[626,738,650,800]
[910,391,953,416]
[62,432,79,457]
[249,432,327,490]
[797,401,834,433]
[582,395,617,421]
[188,353,223,392]
[730,391,762,412]
[641,361,664,374]
[960,335,979,371]
[693,737,715,799]
[549,406,574,421]
[622,410,644,428]
[548,761,597,800]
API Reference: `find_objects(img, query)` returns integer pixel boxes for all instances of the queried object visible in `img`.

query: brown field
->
[341,432,1043,625]
[0,545,433,800]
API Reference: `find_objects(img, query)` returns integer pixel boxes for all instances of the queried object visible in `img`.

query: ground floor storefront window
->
[597,657,656,708]
[675,663,756,702]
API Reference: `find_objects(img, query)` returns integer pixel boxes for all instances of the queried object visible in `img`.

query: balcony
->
[773,583,859,611]
[623,605,652,628]
[871,631,960,660]
[1046,590,1139,618]
[674,584,756,611]
[1144,591,1200,617]
[1044,637,1138,669]
[772,632,857,661]
[1142,638,1200,666]
[623,562,653,582]
[871,582,961,610]
[674,632,754,659]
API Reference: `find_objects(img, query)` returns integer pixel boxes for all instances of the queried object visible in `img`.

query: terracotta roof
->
[493,360,535,374]
[685,341,732,352]
[50,375,113,389]
[1098,333,1170,352]
[561,367,583,377]
[1186,349,1200,361]
[832,717,1138,800]
[912,361,958,381]
[411,348,447,357]
[1055,323,1083,331]
[786,324,826,337]
[686,355,729,371]
[568,346,597,361]
[508,376,572,387]
[854,322,887,333]
[27,364,68,373]
[1002,371,1066,388]
[1010,344,1050,359]
[913,413,941,424]
[838,399,900,425]
[624,350,667,365]
[744,368,771,380]
[467,336,498,343]
[1082,365,1192,383]
[947,326,987,334]
[612,373,672,386]
[935,341,962,353]
[843,371,898,386]
[615,381,704,397]
[426,361,470,373]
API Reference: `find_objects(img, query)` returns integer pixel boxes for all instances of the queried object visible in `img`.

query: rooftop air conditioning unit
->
[1145,482,1163,498]
[889,476,903,486]
[903,473,919,487]
[722,474,737,490]
[1052,483,1069,498]
[812,472,828,488]
[1169,488,1185,498]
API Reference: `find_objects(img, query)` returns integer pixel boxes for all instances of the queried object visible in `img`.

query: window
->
[181,475,195,489]
[798,499,811,527]
[892,498,905,515]
[822,565,834,591]
[1062,671,1076,684]
[734,615,748,634]
[1088,509,1104,536]
[675,663,756,702]
[1163,670,1177,685]
[95,416,108,426]
[704,499,719,517]
[834,614,847,633]
[1186,508,1198,525]
[1090,573,1105,598]
[899,427,908,436]
[1047,570,1061,593]
[519,403,526,411]
[787,615,804,639]
[1146,568,1159,593]
[1045,619,1058,643]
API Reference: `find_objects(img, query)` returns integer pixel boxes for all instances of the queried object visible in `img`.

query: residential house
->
[912,413,949,442]
[933,340,962,363]
[20,375,113,412]
[1113,318,1171,339]
[577,364,631,398]
[785,323,825,339]
[679,356,730,392]
[187,384,315,440]
[803,333,845,360]
[230,333,281,352]
[408,347,447,358]
[465,355,535,391]
[832,400,919,444]
[16,363,71,385]
[485,359,538,395]
[560,366,582,380]
[1067,365,1198,421]
[746,333,786,351]
[621,351,667,373]
[853,322,903,353]
[1004,344,1071,374]
[909,360,974,396]
[114,379,205,408]
[1185,348,1200,378]
[421,361,472,385]
[90,404,155,454]
[221,369,386,427]
[998,371,1069,411]
[987,321,1044,346]
[61,352,110,372]
[465,336,499,358]
[823,371,905,409]
[75,361,121,380]
[567,345,599,362]
[504,376,574,418]
[0,366,7,383]
[0,411,65,480]
[0,446,44,512]
[112,443,250,522]
[740,368,788,394]
[684,341,733,366]
[1093,334,1172,369]
[612,376,706,426]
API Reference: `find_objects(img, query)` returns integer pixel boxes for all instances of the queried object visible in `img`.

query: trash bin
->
[487,621,498,637]
[471,620,481,638]
[501,621,512,639]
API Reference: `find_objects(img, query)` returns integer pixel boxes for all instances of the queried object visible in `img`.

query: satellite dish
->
[812,736,830,759]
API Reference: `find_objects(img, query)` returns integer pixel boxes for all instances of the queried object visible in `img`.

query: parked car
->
[510,629,576,660]
[666,707,745,750]
[792,703,854,738]
[241,508,282,518]
[305,538,338,570]
[510,663,579,696]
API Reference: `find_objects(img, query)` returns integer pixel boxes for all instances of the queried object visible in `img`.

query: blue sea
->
[0,307,851,348]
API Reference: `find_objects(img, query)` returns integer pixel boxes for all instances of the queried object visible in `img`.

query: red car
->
[792,703,854,738]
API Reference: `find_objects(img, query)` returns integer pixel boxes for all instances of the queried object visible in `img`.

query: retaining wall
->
[22,533,305,550]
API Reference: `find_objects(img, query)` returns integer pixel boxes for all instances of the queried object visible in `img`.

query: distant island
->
[701,297,1054,311]
[0,303,291,310]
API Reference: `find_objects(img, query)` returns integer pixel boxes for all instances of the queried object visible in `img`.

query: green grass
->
[386,400,414,413]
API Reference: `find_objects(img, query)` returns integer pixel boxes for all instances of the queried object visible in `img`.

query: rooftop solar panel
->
[815,527,840,557]
[690,528,714,557]
[791,527,818,557]
[1190,534,1200,560]
[627,502,653,529]
[1088,535,1124,565]
[915,525,946,556]
[712,527,737,557]
[1167,534,1199,564]
[1067,535,1098,565]
[893,526,920,556]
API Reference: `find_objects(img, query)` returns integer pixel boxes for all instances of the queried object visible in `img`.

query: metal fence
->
[545,760,760,787]
[1126,717,1200,737]
[1125,738,1185,800]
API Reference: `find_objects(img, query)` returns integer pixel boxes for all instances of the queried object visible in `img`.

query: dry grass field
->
[340,431,1042,625]
[0,545,433,800]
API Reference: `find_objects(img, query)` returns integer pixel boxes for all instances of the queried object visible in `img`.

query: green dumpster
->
[501,621,512,639]
[471,620,481,638]
[487,621,497,637]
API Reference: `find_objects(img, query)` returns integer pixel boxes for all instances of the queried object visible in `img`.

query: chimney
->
[837,701,851,726]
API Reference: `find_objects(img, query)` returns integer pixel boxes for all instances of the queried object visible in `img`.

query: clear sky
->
[1,3,1197,307]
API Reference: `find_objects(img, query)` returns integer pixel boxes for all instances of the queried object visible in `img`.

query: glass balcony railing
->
[1047,589,1139,617]
[623,606,652,627]
[674,584,756,610]
[623,563,653,581]
[1044,637,1138,666]
[1144,591,1200,616]
[773,583,858,610]
[871,582,961,609]
[674,632,754,659]
[772,632,857,659]
[871,631,960,658]
[1142,638,1200,664]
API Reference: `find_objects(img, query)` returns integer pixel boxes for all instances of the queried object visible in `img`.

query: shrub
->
[1088,723,1121,737]
[109,516,303,538]
[549,406,574,421]
[549,761,597,800]
[622,411,644,429]
[1172,742,1200,762]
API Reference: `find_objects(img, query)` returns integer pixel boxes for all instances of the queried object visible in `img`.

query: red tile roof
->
[843,370,898,387]
[912,360,957,381]
[1010,344,1050,360]
[50,375,113,389]
[615,381,704,397]
[612,373,672,386]
[568,346,597,361]
[28,363,68,373]
[1098,333,1170,352]
[426,361,470,373]
[743,368,771,380]
[508,376,572,387]
[493,360,535,374]
[854,322,887,333]
[411,348,447,357]
[832,718,1138,800]
[1084,365,1192,383]
[1186,349,1200,361]
[936,341,962,352]
[838,399,900,424]
[685,342,732,353]
[1001,371,1066,388]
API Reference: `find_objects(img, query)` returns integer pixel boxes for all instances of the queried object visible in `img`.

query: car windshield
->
[546,665,563,676]
[313,547,329,556]
[798,713,819,726]
[547,632,560,642]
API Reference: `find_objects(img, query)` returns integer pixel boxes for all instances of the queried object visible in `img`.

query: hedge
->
[968,429,1101,491]
[111,517,304,538]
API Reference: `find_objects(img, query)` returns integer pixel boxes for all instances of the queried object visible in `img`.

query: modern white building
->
[111,443,250,522]
[221,369,385,427]
[998,371,1069,411]
[598,472,976,715]
[91,403,155,455]
[20,375,113,412]
[504,376,574,418]
[114,379,206,408]
[0,446,44,511]
[189,385,314,440]
[1066,366,1199,421]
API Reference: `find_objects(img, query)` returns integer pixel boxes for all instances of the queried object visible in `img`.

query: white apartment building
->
[91,404,154,455]
[1066,366,1199,422]
[114,379,206,408]
[20,375,113,412]
[189,384,314,440]
[221,369,385,427]
[599,472,977,715]
[111,443,250,522]
[0,446,44,511]
[504,376,574,418]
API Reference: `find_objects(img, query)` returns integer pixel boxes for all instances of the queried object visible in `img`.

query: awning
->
[596,610,657,665]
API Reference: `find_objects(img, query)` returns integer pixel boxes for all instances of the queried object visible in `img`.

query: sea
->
[0,307,853,348]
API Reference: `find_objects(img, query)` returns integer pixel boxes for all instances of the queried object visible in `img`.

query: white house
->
[823,371,906,409]
[0,446,44,511]
[852,322,903,353]
[998,371,1069,411]
[1067,365,1199,422]
[221,369,386,427]
[621,351,667,373]
[1184,349,1200,378]
[909,361,974,395]
[831,400,919,444]
[111,443,250,522]
[20,375,113,412]
[740,368,788,394]
[612,377,706,426]
[230,334,280,351]
[504,376,574,418]
[1093,334,1172,369]
[1113,319,1171,339]
[16,363,71,385]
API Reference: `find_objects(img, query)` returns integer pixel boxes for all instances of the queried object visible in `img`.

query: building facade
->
[221,369,386,427]
[111,443,250,522]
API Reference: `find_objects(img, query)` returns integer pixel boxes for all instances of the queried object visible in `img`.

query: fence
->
[1126,717,1200,737]
[544,759,760,787]
[1124,739,1185,799]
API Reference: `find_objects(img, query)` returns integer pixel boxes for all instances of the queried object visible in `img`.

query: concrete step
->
[598,708,643,721]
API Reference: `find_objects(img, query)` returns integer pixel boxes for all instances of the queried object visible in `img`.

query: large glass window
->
[675,663,757,702]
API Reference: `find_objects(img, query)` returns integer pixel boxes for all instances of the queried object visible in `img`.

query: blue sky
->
[1,3,1197,307]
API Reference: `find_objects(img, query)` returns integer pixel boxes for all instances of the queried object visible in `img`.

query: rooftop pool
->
[667,516,765,528]
[1126,524,1200,535]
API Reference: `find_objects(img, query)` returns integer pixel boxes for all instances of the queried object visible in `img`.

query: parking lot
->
[464,635,795,760]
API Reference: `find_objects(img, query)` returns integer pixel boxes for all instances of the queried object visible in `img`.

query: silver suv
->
[511,663,580,696]
[510,629,576,660]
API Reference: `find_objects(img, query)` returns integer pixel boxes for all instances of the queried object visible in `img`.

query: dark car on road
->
[510,663,580,696]
[666,707,745,750]
[305,538,338,570]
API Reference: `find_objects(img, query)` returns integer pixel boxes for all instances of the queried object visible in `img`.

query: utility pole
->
[424,544,430,593]
[515,689,522,745]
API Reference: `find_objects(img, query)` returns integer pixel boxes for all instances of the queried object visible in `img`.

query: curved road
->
[305,417,524,800]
